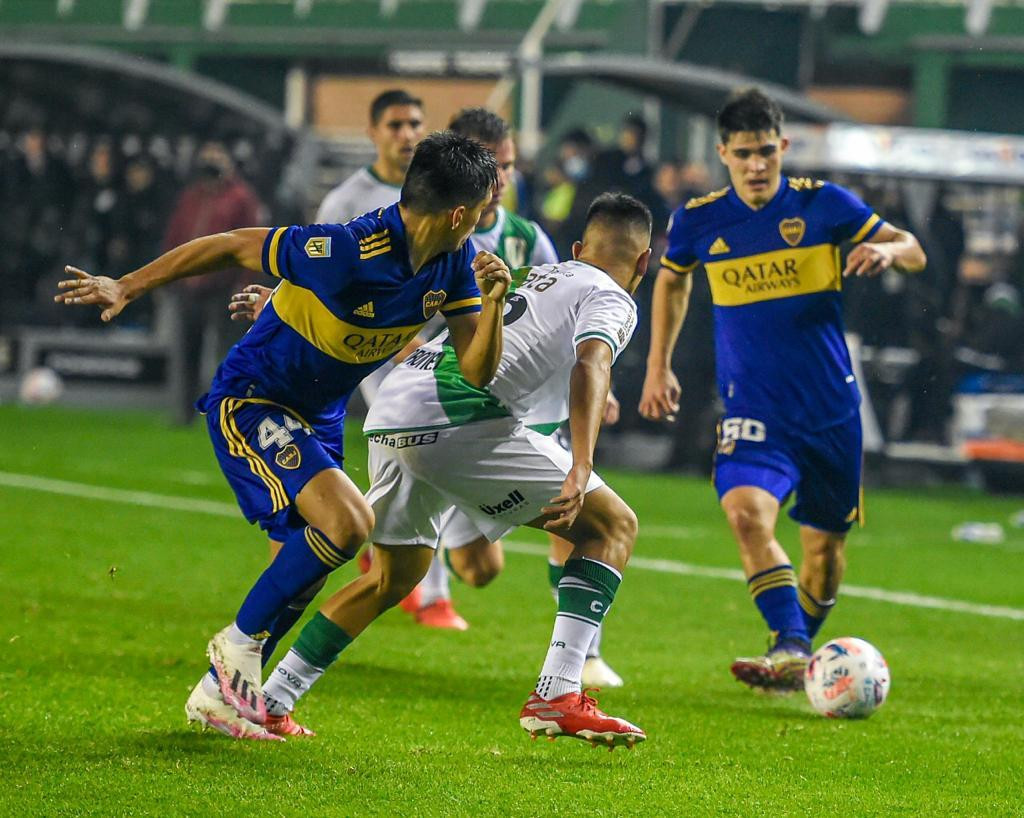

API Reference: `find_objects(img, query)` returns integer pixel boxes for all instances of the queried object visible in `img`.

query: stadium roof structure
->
[538,54,850,123]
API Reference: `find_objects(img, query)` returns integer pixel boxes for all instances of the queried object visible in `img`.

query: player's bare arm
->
[842,223,927,278]
[542,338,614,531]
[57,227,270,322]
[444,250,511,388]
[639,266,694,421]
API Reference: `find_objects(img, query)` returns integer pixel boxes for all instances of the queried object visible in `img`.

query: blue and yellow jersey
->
[199,204,482,439]
[662,177,883,431]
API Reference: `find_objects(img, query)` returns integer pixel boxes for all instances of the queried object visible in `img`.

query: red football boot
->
[265,712,316,738]
[519,689,645,750]
[415,599,469,630]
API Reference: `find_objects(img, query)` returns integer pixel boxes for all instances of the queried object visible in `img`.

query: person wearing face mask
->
[161,141,268,425]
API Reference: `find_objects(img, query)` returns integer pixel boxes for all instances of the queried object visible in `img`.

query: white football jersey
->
[315,167,401,224]
[470,206,559,268]
[364,260,637,435]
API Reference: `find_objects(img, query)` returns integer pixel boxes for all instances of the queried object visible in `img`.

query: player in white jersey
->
[427,108,626,685]
[261,193,653,747]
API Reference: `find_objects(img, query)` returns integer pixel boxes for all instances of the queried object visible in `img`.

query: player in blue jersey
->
[56,131,512,739]
[640,89,926,691]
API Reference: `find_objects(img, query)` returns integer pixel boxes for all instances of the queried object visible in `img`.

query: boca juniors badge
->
[423,290,446,319]
[276,444,302,470]
[778,218,805,247]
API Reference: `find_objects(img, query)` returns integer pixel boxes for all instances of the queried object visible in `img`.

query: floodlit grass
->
[1,405,1022,816]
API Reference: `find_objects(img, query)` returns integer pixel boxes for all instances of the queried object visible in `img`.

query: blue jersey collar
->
[727,176,789,214]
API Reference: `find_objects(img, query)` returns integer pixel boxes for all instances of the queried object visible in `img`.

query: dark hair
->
[622,114,648,140]
[560,128,594,150]
[583,192,653,237]
[401,131,498,212]
[370,89,423,124]
[716,88,783,144]
[447,107,510,147]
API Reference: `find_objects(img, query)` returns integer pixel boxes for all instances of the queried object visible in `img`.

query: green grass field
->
[2,405,1022,816]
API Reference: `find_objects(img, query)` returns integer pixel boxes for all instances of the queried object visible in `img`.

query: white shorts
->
[364,417,605,548]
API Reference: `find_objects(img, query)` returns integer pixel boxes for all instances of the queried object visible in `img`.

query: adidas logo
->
[709,237,731,255]
[354,301,375,318]
[478,489,527,516]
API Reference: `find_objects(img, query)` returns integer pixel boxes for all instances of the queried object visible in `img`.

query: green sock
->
[293,611,354,668]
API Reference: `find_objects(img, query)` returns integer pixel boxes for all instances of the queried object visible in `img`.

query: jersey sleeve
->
[660,207,700,275]
[440,243,483,317]
[820,182,885,245]
[530,223,560,266]
[261,223,360,291]
[573,288,638,364]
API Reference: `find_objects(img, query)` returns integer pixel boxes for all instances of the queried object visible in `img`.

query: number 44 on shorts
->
[258,415,307,451]
[718,417,766,454]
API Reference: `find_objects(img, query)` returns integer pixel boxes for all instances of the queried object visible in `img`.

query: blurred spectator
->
[540,128,600,257]
[161,141,268,424]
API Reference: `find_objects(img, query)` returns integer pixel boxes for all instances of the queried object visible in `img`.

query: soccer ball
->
[804,637,890,719]
[19,366,64,405]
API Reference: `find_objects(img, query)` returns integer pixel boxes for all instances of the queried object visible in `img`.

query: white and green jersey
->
[364,260,637,436]
[315,167,401,224]
[471,206,559,270]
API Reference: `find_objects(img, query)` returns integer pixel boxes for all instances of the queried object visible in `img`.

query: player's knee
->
[724,504,772,546]
[449,537,503,587]
[318,501,375,555]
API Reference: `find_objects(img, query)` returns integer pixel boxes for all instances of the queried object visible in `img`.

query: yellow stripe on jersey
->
[704,243,840,307]
[850,213,882,244]
[660,255,699,275]
[358,228,389,245]
[271,280,425,365]
[359,245,392,260]
[219,399,288,512]
[358,236,390,252]
[267,227,287,278]
[440,296,482,313]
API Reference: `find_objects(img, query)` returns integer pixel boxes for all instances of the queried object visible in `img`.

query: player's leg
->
[519,485,644,747]
[547,533,623,688]
[202,399,368,724]
[260,439,446,727]
[714,417,810,691]
[790,414,862,642]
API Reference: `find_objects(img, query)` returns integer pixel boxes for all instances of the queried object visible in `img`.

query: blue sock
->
[260,576,327,667]
[798,584,836,641]
[747,564,809,647]
[235,526,352,638]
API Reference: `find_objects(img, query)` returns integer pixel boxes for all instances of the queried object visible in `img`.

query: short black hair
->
[560,128,594,150]
[583,192,653,237]
[370,89,423,124]
[447,107,510,147]
[622,114,648,140]
[401,130,498,213]
[716,88,783,144]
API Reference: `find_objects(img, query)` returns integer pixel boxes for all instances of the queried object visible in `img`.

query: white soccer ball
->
[804,637,890,719]
[19,366,64,406]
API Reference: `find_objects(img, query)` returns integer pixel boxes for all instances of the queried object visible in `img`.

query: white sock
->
[418,552,451,608]
[227,621,265,646]
[587,620,604,660]
[262,649,325,716]
[201,672,220,698]
[536,613,598,700]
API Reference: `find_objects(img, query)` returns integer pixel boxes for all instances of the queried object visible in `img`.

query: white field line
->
[3,470,1023,622]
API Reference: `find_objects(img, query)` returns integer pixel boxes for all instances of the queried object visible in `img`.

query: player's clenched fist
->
[472,250,511,303]
[54,266,133,323]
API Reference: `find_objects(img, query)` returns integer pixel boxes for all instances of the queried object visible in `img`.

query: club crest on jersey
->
[304,237,331,258]
[275,444,302,470]
[423,290,446,318]
[502,237,528,268]
[779,218,805,247]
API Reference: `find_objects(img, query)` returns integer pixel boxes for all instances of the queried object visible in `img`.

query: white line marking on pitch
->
[3,470,1022,622]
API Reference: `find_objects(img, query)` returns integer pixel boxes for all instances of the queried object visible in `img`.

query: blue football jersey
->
[662,177,883,431]
[199,204,482,439]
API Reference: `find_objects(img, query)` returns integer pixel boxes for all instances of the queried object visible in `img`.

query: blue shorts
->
[713,412,862,533]
[206,397,344,541]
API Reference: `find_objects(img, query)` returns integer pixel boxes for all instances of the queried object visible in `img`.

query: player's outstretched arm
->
[639,266,693,421]
[542,339,614,532]
[445,250,511,388]
[843,223,927,278]
[56,228,271,322]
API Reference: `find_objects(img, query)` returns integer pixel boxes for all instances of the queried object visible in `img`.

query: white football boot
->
[185,678,283,741]
[582,656,624,688]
